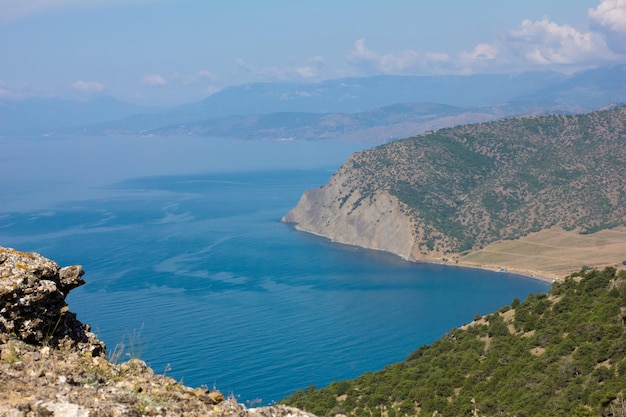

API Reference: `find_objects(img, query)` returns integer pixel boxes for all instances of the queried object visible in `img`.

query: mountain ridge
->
[283,106,626,278]
[3,65,625,140]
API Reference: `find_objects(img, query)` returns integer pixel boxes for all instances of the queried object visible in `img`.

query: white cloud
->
[455,2,626,73]
[346,1,626,76]
[346,38,449,74]
[347,39,381,66]
[589,0,626,53]
[456,44,499,73]
[294,66,317,78]
[196,70,215,80]
[423,52,451,64]
[168,70,217,86]
[235,58,325,81]
[143,74,167,87]
[459,43,498,61]
[589,0,626,32]
[504,17,618,66]
[71,80,105,92]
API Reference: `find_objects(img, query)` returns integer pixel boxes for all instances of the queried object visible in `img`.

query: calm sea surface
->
[0,136,549,404]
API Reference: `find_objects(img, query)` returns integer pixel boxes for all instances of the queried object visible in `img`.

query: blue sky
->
[1,0,625,106]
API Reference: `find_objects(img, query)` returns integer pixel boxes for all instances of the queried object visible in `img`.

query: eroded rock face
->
[282,164,416,260]
[0,247,104,356]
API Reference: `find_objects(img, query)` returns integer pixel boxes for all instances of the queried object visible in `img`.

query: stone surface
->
[282,162,416,260]
[0,247,103,355]
[0,246,318,417]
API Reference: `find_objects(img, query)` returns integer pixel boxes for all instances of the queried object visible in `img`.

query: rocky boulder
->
[0,247,104,356]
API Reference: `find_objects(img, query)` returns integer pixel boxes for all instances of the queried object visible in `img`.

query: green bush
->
[281,268,626,417]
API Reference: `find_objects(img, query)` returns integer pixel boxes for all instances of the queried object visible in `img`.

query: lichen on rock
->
[0,246,103,356]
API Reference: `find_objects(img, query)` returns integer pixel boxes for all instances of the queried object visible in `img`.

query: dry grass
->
[459,226,626,281]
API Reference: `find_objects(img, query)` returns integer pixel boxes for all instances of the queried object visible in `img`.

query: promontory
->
[283,106,626,280]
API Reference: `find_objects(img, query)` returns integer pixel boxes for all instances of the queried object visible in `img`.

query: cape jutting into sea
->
[0,136,550,404]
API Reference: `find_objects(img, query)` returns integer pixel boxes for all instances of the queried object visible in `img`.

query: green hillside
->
[334,106,626,254]
[283,267,626,416]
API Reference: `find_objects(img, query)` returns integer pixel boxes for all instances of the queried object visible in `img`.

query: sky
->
[1,0,625,107]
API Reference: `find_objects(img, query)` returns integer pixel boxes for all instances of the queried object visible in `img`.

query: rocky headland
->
[283,106,626,280]
[0,246,317,417]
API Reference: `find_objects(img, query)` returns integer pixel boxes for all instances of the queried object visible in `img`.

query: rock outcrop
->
[0,247,103,355]
[282,166,416,260]
[0,246,318,417]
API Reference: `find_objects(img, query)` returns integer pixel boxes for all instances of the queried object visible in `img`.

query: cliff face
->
[0,246,316,417]
[283,165,416,260]
[283,107,626,262]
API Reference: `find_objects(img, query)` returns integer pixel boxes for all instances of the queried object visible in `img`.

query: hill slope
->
[282,267,626,417]
[283,106,626,275]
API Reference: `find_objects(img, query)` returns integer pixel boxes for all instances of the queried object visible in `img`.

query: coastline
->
[287,222,626,286]
[441,260,558,284]
[288,223,556,284]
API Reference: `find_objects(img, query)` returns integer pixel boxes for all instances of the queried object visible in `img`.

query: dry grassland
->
[459,226,626,282]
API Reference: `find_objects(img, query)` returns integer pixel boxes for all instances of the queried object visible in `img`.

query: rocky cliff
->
[283,106,626,265]
[0,246,317,417]
[282,165,417,260]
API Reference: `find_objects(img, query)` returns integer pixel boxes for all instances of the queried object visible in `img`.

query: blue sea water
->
[0,136,549,404]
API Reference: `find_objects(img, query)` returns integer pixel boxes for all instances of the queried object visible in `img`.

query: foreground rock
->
[0,247,103,355]
[0,246,317,417]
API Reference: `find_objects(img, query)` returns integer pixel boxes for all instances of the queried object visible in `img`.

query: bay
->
[0,136,549,404]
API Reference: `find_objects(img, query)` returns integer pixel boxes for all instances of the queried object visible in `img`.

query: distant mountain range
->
[0,96,151,135]
[1,64,625,141]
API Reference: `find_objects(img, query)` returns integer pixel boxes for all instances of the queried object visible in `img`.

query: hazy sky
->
[1,0,625,106]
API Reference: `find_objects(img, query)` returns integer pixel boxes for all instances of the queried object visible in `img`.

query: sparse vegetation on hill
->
[331,106,626,254]
[282,267,626,417]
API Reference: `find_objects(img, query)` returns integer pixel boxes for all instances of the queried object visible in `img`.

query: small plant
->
[44,313,64,347]
[246,398,263,408]
[108,341,126,365]
[1,340,20,363]
[107,325,146,364]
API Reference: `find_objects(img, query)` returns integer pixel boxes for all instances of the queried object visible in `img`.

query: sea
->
[0,135,550,404]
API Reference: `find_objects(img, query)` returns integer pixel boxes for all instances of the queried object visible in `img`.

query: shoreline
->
[287,222,561,285]
[287,222,626,286]
[398,254,559,285]
[439,260,558,284]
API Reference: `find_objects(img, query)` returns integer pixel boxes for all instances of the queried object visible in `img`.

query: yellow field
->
[459,226,626,282]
